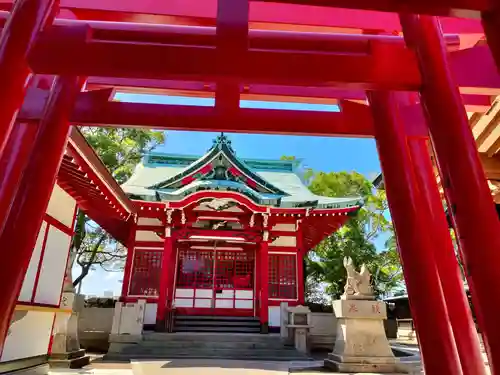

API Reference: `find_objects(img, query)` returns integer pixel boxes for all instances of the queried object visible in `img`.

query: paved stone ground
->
[47,339,490,375]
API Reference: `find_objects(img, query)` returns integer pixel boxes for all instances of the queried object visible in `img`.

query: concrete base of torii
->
[324,299,408,373]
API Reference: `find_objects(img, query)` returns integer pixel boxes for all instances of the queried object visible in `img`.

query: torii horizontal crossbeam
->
[18,87,431,137]
[29,23,421,89]
[0,1,486,34]
[19,89,376,137]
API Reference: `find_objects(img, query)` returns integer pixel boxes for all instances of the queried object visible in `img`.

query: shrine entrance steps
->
[174,315,260,333]
[106,332,312,361]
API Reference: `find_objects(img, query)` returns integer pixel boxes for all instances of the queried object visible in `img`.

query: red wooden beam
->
[251,0,487,18]
[18,90,376,137]
[28,36,420,89]
[22,21,498,95]
[87,77,494,113]
[0,13,461,54]
[67,127,136,213]
[0,2,484,34]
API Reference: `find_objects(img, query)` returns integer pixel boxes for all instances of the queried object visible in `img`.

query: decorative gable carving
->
[148,134,287,196]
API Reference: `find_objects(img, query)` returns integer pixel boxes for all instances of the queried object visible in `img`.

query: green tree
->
[305,170,403,300]
[69,127,165,289]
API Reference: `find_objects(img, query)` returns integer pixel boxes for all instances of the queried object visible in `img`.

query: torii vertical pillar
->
[368,90,462,375]
[0,0,58,156]
[407,136,485,375]
[0,122,38,234]
[482,9,500,73]
[401,14,500,374]
[0,76,84,352]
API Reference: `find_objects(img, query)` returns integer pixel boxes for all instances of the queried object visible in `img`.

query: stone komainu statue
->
[342,256,374,300]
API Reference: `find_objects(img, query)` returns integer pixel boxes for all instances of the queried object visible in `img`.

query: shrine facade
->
[120,134,360,331]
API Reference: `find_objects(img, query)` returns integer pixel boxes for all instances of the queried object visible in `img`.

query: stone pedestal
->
[324,299,407,373]
[49,293,90,369]
[285,305,312,354]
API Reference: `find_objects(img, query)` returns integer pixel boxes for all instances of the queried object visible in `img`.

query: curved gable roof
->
[148,134,287,196]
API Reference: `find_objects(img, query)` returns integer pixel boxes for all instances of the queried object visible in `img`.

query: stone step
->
[106,353,308,361]
[143,332,281,343]
[174,315,260,333]
[176,315,259,322]
[48,355,91,369]
[175,320,260,327]
[106,348,309,361]
[139,340,286,350]
[174,325,260,333]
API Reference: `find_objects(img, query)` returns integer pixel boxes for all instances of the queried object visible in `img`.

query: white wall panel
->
[174,299,193,307]
[138,217,162,226]
[271,223,296,232]
[235,290,253,299]
[135,230,163,242]
[144,303,158,325]
[235,300,253,309]
[269,306,281,327]
[215,290,234,299]
[215,299,232,308]
[270,236,297,247]
[195,299,212,308]
[46,184,76,228]
[176,289,194,298]
[195,289,212,298]
[0,311,54,362]
[18,222,47,302]
[34,226,71,305]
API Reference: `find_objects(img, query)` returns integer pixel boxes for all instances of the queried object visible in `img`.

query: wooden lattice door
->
[174,247,255,315]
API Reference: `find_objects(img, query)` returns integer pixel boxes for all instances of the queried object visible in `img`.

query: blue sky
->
[76,94,385,297]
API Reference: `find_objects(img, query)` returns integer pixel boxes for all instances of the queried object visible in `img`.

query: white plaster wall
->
[309,312,337,349]
[135,230,163,242]
[46,184,76,228]
[271,223,296,232]
[270,236,297,247]
[138,217,162,226]
[310,312,337,336]
[144,303,158,325]
[269,306,281,327]
[18,222,47,302]
[34,226,71,305]
[0,311,54,362]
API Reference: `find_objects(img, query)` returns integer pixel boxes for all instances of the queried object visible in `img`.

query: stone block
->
[333,299,387,319]
[109,333,143,343]
[325,299,407,373]
[49,349,90,369]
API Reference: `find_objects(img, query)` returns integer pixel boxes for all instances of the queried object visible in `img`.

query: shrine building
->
[120,134,361,332]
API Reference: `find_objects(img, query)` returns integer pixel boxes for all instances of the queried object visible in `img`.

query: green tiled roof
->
[121,135,361,209]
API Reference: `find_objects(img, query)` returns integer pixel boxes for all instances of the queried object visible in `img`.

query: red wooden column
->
[368,90,462,375]
[0,122,38,234]
[0,76,84,352]
[296,220,305,305]
[121,216,137,299]
[259,230,269,334]
[482,9,500,72]
[407,136,486,375]
[156,225,175,329]
[0,0,58,157]
[401,14,500,374]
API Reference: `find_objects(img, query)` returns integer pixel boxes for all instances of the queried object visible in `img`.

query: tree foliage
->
[69,128,165,288]
[305,170,403,301]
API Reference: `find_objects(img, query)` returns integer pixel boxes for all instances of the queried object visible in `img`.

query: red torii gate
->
[0,0,499,375]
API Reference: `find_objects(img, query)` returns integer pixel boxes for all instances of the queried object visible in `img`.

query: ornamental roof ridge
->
[210,132,235,153]
[146,133,288,196]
